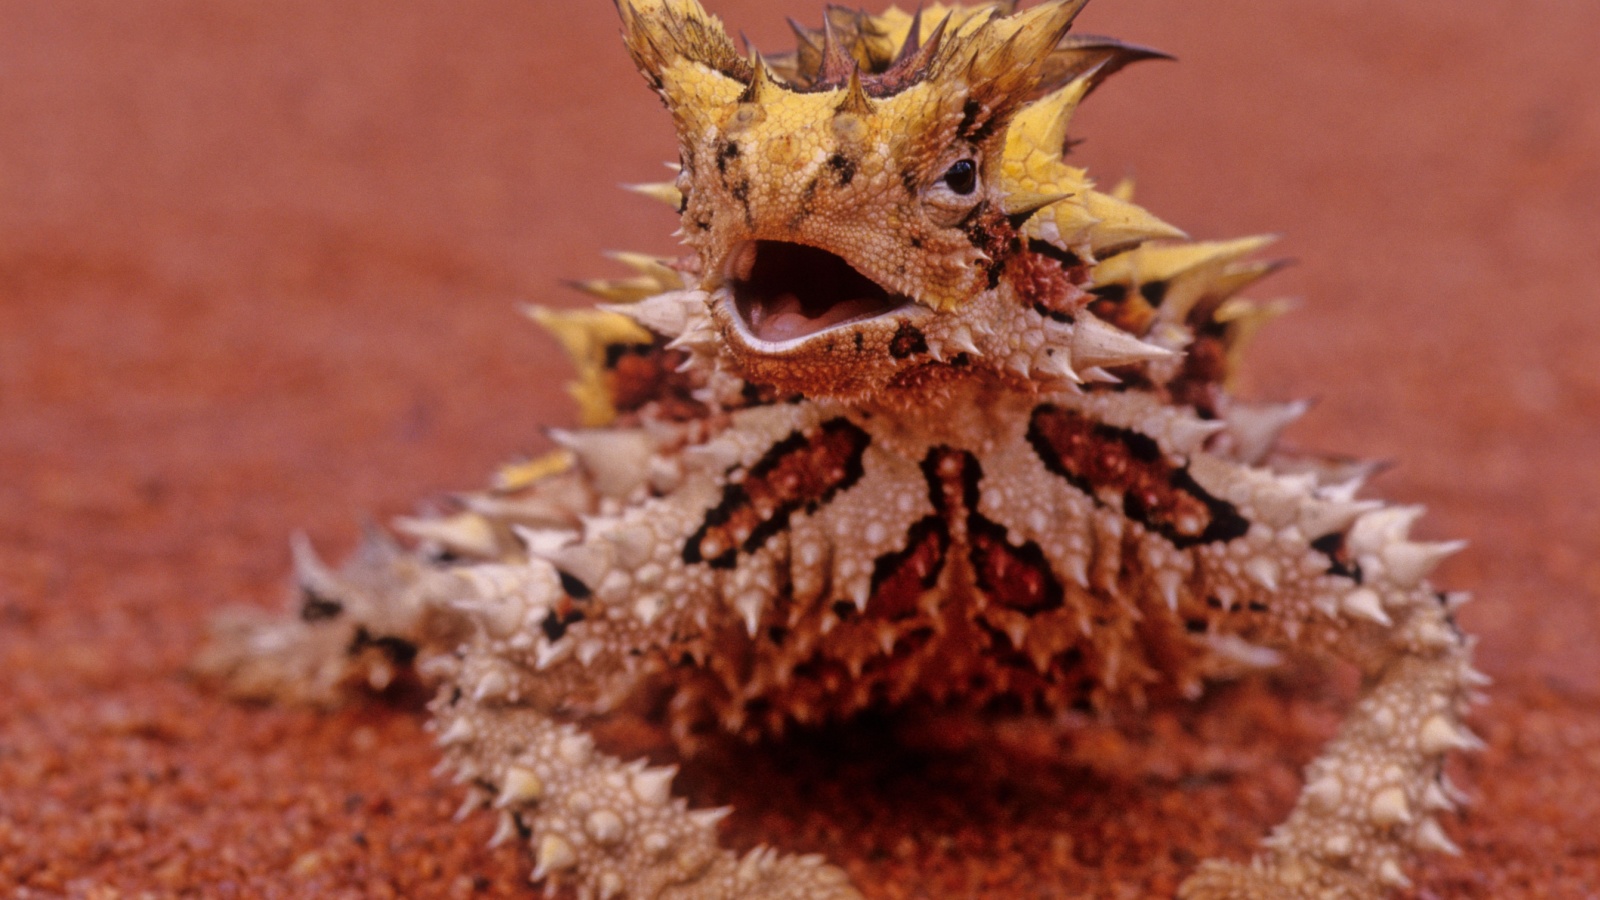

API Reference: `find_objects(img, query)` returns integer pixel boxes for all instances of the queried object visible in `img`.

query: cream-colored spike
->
[1383,539,1468,587]
[1069,311,1175,369]
[1341,588,1392,626]
[394,512,501,560]
[1222,399,1311,465]
[1347,506,1426,558]
[1297,496,1381,542]
[548,427,658,499]
[289,531,341,598]
[1414,818,1462,856]
[605,250,683,286]
[623,180,683,210]
[603,289,706,340]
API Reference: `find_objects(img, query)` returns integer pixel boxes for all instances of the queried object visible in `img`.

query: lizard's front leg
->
[1173,481,1484,898]
[194,529,472,706]
[434,554,861,900]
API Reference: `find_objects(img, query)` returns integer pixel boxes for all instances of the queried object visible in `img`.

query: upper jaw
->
[720,239,915,351]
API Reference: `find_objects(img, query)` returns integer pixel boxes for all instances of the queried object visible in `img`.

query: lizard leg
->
[434,558,862,900]
[194,529,470,706]
[1179,574,1482,897]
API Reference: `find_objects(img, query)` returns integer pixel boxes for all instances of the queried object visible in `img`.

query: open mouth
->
[726,240,910,344]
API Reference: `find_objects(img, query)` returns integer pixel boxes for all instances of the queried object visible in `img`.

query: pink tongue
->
[751,292,885,343]
[759,310,817,342]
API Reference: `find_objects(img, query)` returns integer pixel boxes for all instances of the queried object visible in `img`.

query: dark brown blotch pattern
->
[684,419,870,569]
[1027,405,1249,548]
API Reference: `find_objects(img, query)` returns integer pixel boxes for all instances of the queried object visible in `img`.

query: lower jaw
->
[726,296,910,353]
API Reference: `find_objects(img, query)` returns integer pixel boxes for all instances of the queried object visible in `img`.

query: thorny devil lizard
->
[196,2,1489,897]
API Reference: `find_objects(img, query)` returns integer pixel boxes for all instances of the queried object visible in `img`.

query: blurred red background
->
[3,1,1598,896]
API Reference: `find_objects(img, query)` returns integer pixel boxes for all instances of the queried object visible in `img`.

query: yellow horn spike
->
[1081,190,1188,256]
[1002,190,1073,222]
[526,306,654,427]
[563,276,665,304]
[836,65,874,118]
[622,180,683,210]
[1092,235,1279,287]
[1206,258,1292,302]
[603,251,683,288]
[1011,78,1095,158]
[743,50,784,104]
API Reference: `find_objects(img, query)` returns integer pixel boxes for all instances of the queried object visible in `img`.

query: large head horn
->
[617,0,751,123]
[936,0,1090,143]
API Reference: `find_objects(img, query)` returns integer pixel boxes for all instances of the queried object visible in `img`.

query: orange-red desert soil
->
[4,1,1599,897]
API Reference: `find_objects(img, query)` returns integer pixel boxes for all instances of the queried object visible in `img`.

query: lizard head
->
[618,1,1186,401]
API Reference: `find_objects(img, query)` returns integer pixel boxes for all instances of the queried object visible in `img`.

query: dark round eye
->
[942,159,978,195]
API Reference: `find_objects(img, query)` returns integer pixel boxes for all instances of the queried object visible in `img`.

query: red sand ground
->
[3,1,1599,897]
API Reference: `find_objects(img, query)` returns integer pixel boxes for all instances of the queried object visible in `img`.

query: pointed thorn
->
[1384,539,1468,587]
[893,6,925,63]
[1419,716,1486,754]
[819,15,855,85]
[533,834,577,878]
[945,325,980,355]
[1002,190,1072,226]
[436,718,474,748]
[1304,775,1344,813]
[1414,817,1462,856]
[1377,859,1413,889]
[733,592,766,637]
[836,64,874,117]
[1421,779,1456,813]
[632,765,677,806]
[688,806,733,830]
[497,766,545,807]
[622,180,683,209]
[290,531,340,593]
[1439,774,1472,807]
[488,810,519,849]
[454,788,487,822]
[1370,786,1413,827]
[1152,570,1181,611]
[1244,557,1279,591]
[1340,587,1392,626]
[742,49,784,104]
[1069,311,1174,368]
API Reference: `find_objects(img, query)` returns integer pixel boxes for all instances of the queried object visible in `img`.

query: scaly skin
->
[196,2,1485,897]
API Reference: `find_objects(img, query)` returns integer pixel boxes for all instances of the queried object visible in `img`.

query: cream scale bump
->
[195,2,1486,897]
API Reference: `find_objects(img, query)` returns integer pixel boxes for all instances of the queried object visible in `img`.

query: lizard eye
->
[922,153,984,226]
[942,159,978,195]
